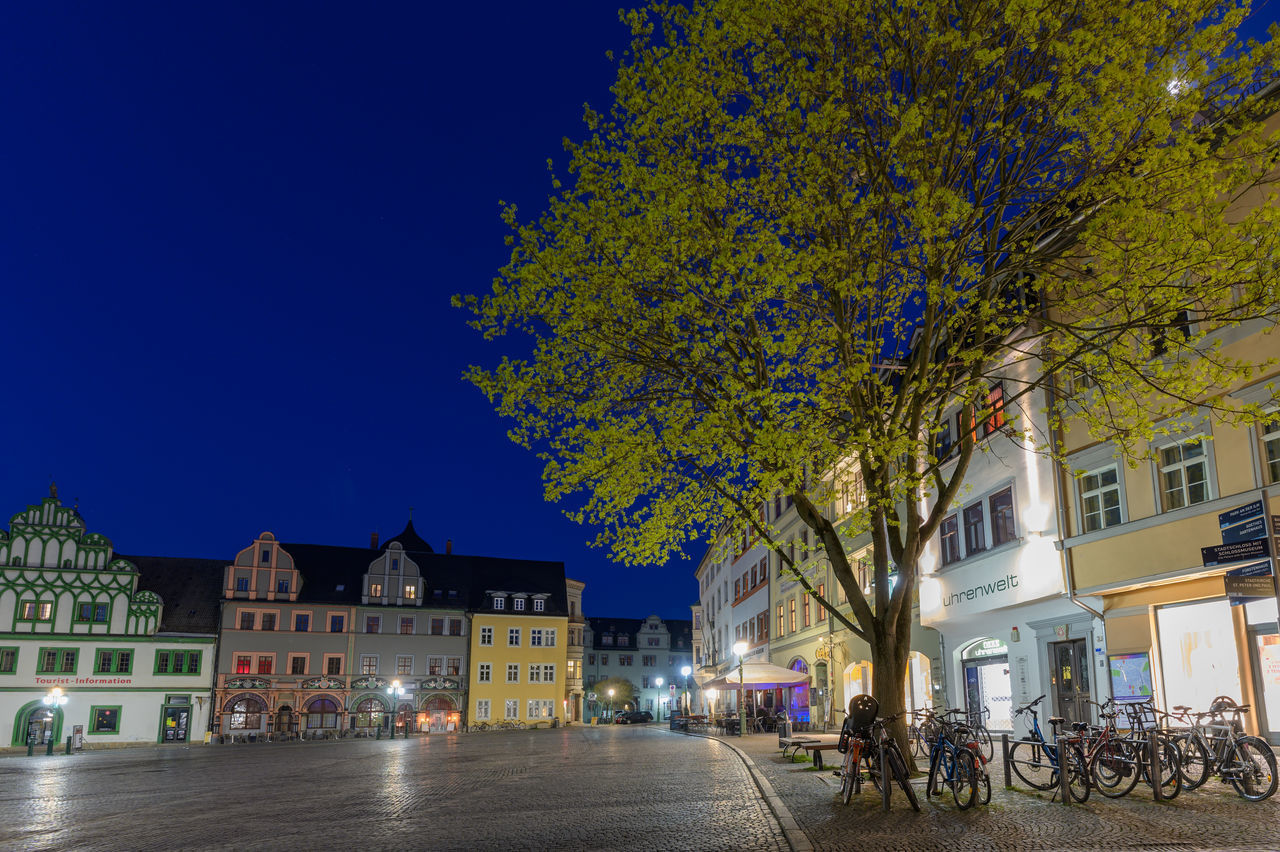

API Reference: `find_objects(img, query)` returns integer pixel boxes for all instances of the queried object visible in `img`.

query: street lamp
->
[42,687,67,755]
[732,640,748,737]
[386,679,406,739]
[681,664,692,716]
[654,677,663,720]
[706,688,717,723]
[608,688,615,722]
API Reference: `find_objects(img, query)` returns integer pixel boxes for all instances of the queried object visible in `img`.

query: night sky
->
[0,1,696,620]
[2,4,1275,623]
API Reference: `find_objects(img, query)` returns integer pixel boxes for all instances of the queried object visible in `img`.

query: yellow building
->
[468,590,569,728]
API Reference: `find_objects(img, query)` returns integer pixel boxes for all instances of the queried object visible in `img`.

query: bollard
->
[376,726,382,740]
[46,737,54,756]
[27,738,34,757]
[1057,736,1070,805]
[1002,734,1012,789]
[1150,732,1163,802]
[880,742,890,812]
[65,736,72,756]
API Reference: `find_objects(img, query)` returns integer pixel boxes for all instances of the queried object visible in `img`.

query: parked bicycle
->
[835,695,920,811]
[922,708,982,809]
[1007,695,1090,803]
[1168,699,1277,801]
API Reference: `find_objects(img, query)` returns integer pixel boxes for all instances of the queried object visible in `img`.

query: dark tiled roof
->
[124,554,224,635]
[382,519,433,555]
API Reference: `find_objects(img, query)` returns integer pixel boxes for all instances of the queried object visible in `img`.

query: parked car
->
[615,710,653,724]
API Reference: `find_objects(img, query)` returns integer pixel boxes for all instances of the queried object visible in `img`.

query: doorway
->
[961,638,1012,731]
[1050,638,1092,726]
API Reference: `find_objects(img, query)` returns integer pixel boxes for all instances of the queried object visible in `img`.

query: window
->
[260,613,276,632]
[0,648,15,673]
[361,655,378,675]
[506,664,519,683]
[479,663,492,683]
[981,383,1006,437]
[370,583,383,597]
[18,601,53,622]
[642,654,656,666]
[404,585,416,600]
[508,628,520,647]
[531,629,544,647]
[533,599,545,612]
[1160,438,1209,510]
[397,655,413,675]
[294,613,310,632]
[325,656,342,675]
[788,598,796,632]
[528,699,554,719]
[989,488,1016,546]
[817,585,826,621]
[276,578,290,594]
[602,635,614,645]
[935,419,954,461]
[750,565,757,587]
[400,617,414,635]
[601,654,609,665]
[330,615,345,633]
[476,699,491,721]
[619,655,633,666]
[75,602,109,623]
[155,650,201,674]
[366,616,380,634]
[235,577,249,592]
[239,612,255,630]
[588,653,596,665]
[257,655,273,675]
[37,649,76,674]
[480,626,493,646]
[647,637,659,646]
[290,655,307,675]
[228,697,263,730]
[1263,414,1280,483]
[235,655,251,674]
[734,579,741,598]
[1080,467,1122,532]
[529,664,542,683]
[802,596,810,628]
[513,598,526,611]
[939,515,961,565]
[642,675,650,688]
[89,706,121,734]
[431,617,444,635]
[449,618,462,635]
[493,597,505,610]
[963,503,986,554]
[777,604,785,637]
[505,699,518,720]
[95,649,132,674]
[429,657,443,676]
[391,558,399,571]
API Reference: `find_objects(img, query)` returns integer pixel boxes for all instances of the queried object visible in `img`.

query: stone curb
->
[668,726,814,852]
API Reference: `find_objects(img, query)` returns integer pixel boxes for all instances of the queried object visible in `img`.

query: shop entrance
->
[962,638,1012,731]
[161,705,190,742]
[1050,638,1091,726]
[1246,598,1280,746]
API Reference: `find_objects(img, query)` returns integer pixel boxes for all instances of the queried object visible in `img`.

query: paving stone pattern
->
[727,730,1280,851]
[0,727,786,852]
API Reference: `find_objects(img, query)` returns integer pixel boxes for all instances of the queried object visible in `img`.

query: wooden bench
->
[801,742,841,770]
[779,736,821,761]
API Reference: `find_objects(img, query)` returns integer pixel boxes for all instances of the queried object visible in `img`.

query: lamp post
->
[42,687,67,755]
[732,640,748,737]
[706,688,717,722]
[654,677,663,720]
[608,688,615,722]
[386,679,406,739]
[681,665,692,716]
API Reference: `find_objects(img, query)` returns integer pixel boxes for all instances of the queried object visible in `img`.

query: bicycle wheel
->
[926,746,943,798]
[973,756,991,806]
[865,748,884,794]
[911,726,928,759]
[1153,740,1183,799]
[1008,741,1056,790]
[1226,736,1278,801]
[951,747,978,810]
[888,745,921,812]
[1091,739,1141,798]
[974,726,994,762]
[840,748,857,805]
[1175,734,1210,790]
[1066,744,1091,803]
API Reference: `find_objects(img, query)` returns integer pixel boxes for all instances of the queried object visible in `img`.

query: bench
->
[801,742,841,770]
[779,736,821,761]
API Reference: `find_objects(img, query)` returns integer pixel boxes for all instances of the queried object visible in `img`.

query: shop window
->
[1159,437,1210,510]
[1080,467,1123,532]
[228,697,263,730]
[89,706,121,734]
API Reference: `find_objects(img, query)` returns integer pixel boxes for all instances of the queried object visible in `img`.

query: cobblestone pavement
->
[0,726,786,852]
[719,730,1280,851]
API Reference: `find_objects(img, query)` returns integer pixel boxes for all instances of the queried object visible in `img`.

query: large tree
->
[459,0,1280,754]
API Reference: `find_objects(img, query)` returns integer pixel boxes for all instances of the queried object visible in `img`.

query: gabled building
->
[583,615,693,720]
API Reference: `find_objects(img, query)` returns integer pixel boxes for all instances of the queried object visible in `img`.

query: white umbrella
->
[704,660,811,690]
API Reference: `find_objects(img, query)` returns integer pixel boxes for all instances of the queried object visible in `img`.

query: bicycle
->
[966,705,995,762]
[1169,700,1277,801]
[1115,699,1182,799]
[1078,699,1146,799]
[1007,695,1090,803]
[835,697,920,811]
[923,709,980,809]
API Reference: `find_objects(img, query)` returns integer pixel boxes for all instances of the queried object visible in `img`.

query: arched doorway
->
[422,694,457,732]
[11,701,63,746]
[274,705,295,738]
[961,637,1012,731]
[352,696,388,734]
[788,658,811,724]
[303,696,341,736]
[396,702,414,734]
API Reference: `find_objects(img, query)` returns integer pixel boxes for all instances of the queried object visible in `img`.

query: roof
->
[124,554,224,635]
[381,518,433,555]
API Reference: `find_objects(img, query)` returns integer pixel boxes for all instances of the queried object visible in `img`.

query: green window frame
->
[74,600,110,623]
[94,649,133,674]
[154,649,202,675]
[17,600,54,623]
[0,647,16,673]
[36,647,77,674]
[89,705,122,735]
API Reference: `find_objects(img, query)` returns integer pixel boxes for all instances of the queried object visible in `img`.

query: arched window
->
[354,698,384,729]
[305,697,340,730]
[229,697,265,730]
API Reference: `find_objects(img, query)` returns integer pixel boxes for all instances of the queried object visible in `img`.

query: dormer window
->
[493,597,505,610]
[260,549,270,565]
[533,599,545,612]
[276,578,290,594]
[404,585,416,600]
[370,583,383,597]
[513,598,526,611]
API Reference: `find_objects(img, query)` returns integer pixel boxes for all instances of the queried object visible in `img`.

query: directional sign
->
[1203,537,1270,567]
[1222,516,1268,545]
[1225,561,1277,606]
[1219,500,1265,530]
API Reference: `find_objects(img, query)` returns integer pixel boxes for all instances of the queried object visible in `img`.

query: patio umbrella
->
[703,661,811,690]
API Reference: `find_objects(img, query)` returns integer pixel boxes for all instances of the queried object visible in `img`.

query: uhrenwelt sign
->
[919,538,1064,624]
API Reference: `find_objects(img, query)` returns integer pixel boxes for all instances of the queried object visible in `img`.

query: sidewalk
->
[694,729,1280,851]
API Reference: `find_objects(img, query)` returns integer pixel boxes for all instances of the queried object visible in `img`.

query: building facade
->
[583,615,693,720]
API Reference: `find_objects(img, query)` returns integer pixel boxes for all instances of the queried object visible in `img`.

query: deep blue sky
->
[0,1,697,620]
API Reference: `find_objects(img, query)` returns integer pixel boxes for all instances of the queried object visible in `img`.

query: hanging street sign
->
[1203,537,1270,567]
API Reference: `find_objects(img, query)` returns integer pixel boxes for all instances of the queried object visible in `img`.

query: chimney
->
[446,539,452,555]
[370,532,379,549]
